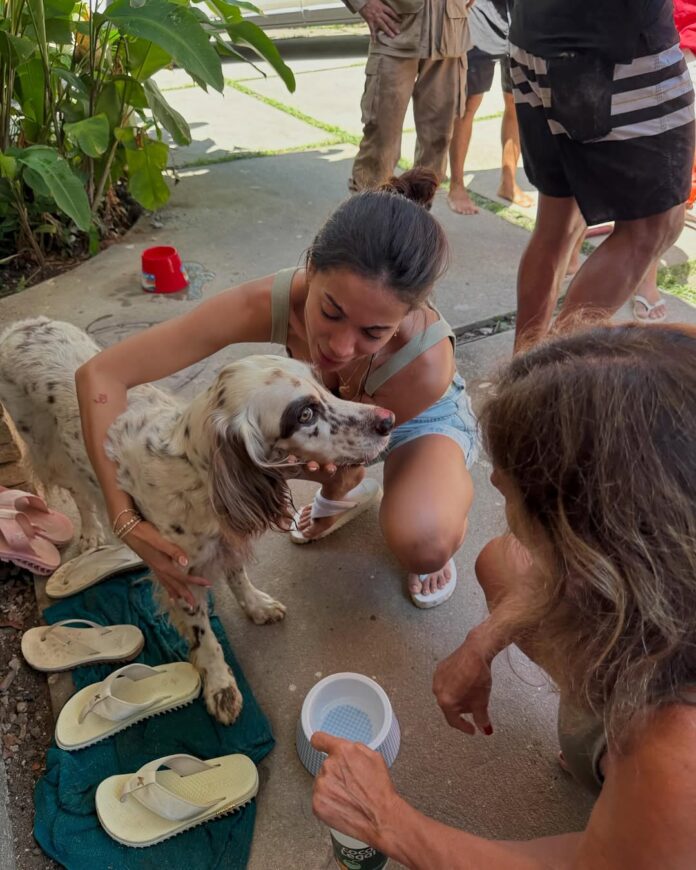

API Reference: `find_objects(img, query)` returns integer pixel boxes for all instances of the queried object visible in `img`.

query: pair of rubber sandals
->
[0,487,74,575]
[290,477,457,608]
[49,660,258,846]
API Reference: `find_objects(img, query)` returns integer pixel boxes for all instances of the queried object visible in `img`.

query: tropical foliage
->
[0,0,294,269]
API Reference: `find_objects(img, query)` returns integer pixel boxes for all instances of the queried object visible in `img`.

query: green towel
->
[34,570,275,870]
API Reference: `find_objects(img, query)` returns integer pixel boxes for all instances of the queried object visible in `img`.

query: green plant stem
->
[91,134,118,213]
[12,182,45,268]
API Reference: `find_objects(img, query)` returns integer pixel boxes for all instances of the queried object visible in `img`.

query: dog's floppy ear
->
[209,412,292,539]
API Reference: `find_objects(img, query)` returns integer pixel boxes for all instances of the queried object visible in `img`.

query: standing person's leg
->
[508,56,587,349]
[412,57,462,183]
[448,95,485,214]
[448,49,491,215]
[556,205,685,325]
[566,229,585,278]
[515,194,585,350]
[350,54,419,191]
[498,60,533,208]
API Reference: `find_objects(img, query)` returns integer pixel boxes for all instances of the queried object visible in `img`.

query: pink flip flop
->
[0,487,73,547]
[0,508,61,575]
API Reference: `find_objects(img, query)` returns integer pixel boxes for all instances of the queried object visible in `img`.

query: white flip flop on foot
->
[21,619,144,672]
[633,294,667,324]
[96,753,259,847]
[410,559,457,609]
[45,544,144,599]
[290,478,382,545]
[55,661,201,751]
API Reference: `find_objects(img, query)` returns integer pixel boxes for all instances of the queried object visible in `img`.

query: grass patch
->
[230,60,365,84]
[226,80,360,144]
[658,261,696,306]
[475,111,504,123]
[171,138,344,170]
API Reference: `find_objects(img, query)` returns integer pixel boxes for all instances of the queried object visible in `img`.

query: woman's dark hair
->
[481,322,696,746]
[306,167,449,307]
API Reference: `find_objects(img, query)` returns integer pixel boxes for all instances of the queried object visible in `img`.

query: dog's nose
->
[374,408,395,436]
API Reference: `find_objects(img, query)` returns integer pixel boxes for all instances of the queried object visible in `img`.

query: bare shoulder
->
[576,703,696,869]
[625,702,696,783]
[372,310,455,423]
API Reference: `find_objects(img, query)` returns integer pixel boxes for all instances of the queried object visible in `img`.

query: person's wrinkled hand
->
[359,0,401,39]
[311,732,402,851]
[121,520,212,607]
[433,631,494,735]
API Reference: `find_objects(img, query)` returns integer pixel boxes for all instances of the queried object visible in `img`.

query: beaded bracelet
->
[111,507,139,535]
[115,515,142,540]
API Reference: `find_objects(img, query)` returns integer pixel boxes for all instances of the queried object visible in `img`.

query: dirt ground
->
[0,562,60,869]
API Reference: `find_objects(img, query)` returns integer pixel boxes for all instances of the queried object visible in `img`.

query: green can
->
[330,829,389,870]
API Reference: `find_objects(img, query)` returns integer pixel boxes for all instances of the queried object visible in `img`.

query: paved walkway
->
[1,35,695,868]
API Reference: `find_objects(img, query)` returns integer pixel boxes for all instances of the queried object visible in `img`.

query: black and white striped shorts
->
[509,42,696,224]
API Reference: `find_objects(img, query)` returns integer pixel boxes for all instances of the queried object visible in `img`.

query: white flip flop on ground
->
[411,559,458,609]
[55,662,201,751]
[290,477,382,544]
[21,619,144,672]
[96,753,259,847]
[45,544,145,599]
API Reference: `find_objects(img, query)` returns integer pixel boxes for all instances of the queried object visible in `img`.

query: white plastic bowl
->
[296,672,401,776]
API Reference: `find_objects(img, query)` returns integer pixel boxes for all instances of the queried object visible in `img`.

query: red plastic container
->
[141,246,188,293]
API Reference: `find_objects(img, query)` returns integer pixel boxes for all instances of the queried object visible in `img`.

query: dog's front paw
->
[203,665,243,725]
[245,591,287,625]
[79,530,107,552]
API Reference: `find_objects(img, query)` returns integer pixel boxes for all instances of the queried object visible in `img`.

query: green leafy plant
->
[0,0,295,272]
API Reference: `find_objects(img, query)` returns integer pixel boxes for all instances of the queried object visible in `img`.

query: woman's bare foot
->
[407,561,454,597]
[295,503,339,540]
[448,184,479,215]
[497,180,534,208]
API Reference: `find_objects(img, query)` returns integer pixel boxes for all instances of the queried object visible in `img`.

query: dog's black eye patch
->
[279,396,324,439]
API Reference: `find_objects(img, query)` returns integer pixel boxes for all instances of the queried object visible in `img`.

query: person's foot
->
[448,184,479,215]
[294,504,338,540]
[407,561,454,597]
[634,291,667,322]
[497,181,534,208]
[290,478,381,544]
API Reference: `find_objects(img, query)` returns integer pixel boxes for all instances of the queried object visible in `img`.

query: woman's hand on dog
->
[282,455,338,481]
[122,520,212,607]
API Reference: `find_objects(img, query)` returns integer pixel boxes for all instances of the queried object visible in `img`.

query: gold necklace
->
[335,356,374,401]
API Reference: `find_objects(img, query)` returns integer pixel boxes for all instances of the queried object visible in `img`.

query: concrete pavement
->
[1,34,695,869]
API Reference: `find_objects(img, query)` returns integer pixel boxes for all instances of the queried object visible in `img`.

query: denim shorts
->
[376,373,479,467]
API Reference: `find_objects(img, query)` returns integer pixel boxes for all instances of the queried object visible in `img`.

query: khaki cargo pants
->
[350,52,466,191]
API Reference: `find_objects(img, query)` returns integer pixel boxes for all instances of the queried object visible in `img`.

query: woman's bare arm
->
[76,275,274,519]
[74,276,276,601]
